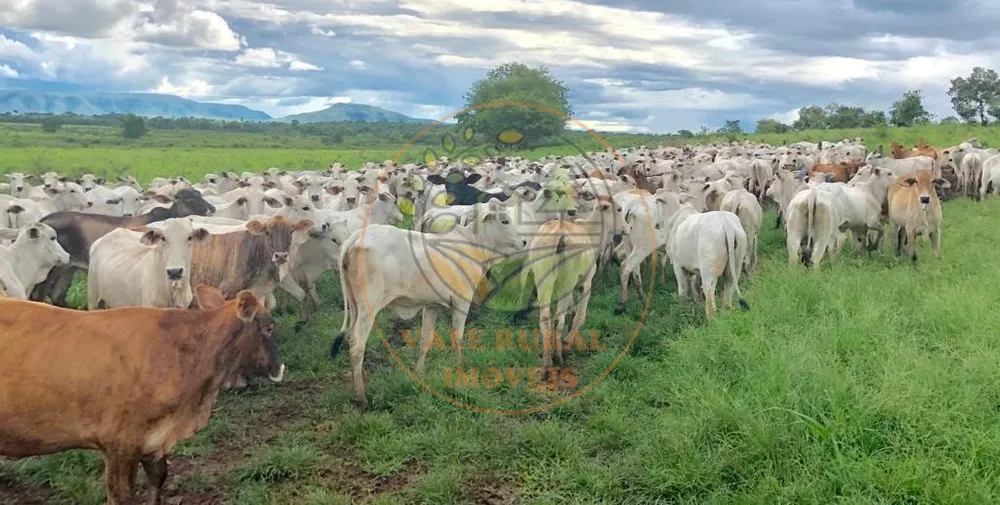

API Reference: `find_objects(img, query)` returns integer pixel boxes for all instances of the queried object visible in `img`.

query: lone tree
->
[121,114,148,139]
[948,67,1000,125]
[755,118,790,134]
[40,116,61,133]
[890,90,932,126]
[456,62,572,148]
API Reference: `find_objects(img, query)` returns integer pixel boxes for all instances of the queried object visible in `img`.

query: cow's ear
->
[246,220,265,234]
[235,196,248,206]
[263,181,278,189]
[191,228,210,242]
[235,290,259,322]
[326,186,342,195]
[464,173,483,185]
[293,180,306,188]
[378,192,392,202]
[58,177,68,183]
[903,178,918,187]
[195,284,226,310]
[44,187,60,196]
[933,178,951,189]
[140,229,164,245]
[283,196,294,207]
[151,194,173,204]
[27,226,40,239]
[293,219,314,232]
[426,174,446,185]
[263,197,281,207]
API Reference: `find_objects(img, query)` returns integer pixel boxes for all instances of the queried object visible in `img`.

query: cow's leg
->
[415,308,438,374]
[810,235,829,269]
[787,235,802,266]
[49,267,76,307]
[140,455,168,505]
[906,228,918,263]
[931,227,942,259]
[774,210,783,229]
[673,264,688,298]
[553,294,573,365]
[893,225,904,257]
[309,283,322,306]
[567,273,594,343]
[632,269,644,302]
[350,311,375,408]
[615,254,632,314]
[450,302,472,366]
[700,270,718,319]
[539,300,554,369]
[103,450,138,505]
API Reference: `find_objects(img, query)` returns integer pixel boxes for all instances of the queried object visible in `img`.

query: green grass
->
[4,126,1000,503]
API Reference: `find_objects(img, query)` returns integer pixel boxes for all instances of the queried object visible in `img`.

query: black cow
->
[32,188,215,306]
[426,172,512,205]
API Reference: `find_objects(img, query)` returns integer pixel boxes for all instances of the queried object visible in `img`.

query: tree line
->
[748,66,1000,135]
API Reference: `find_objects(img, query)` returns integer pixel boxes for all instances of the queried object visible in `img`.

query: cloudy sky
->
[1,0,998,132]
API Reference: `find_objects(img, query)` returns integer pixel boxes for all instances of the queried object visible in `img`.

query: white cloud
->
[767,108,800,124]
[135,8,243,51]
[234,47,290,68]
[289,60,322,71]
[0,64,19,78]
[349,60,366,69]
[0,0,136,37]
[310,25,336,37]
[153,75,214,97]
[0,34,37,60]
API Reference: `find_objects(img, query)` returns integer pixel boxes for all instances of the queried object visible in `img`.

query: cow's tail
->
[330,246,353,359]
[804,190,817,266]
[725,223,749,311]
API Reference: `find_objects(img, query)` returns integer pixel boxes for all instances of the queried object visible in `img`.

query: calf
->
[330,199,526,407]
[0,285,283,505]
[0,224,70,299]
[88,218,210,309]
[887,169,946,263]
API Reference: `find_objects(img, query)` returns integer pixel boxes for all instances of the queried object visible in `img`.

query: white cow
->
[332,198,527,406]
[0,223,70,299]
[83,186,125,216]
[784,188,841,268]
[663,203,749,319]
[87,218,210,309]
[718,189,762,274]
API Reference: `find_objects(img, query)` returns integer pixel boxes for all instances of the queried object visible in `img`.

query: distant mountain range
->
[276,103,433,124]
[0,91,433,124]
[0,91,271,121]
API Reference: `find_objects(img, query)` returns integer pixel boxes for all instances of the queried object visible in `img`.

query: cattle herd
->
[0,134,990,504]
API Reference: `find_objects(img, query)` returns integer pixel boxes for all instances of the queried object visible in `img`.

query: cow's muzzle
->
[272,252,289,264]
[269,363,286,383]
[311,194,321,202]
[166,267,184,280]
[919,196,931,205]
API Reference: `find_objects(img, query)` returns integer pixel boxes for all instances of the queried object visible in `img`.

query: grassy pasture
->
[2,124,1000,504]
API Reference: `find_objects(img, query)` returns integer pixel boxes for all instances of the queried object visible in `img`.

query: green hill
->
[277,103,432,124]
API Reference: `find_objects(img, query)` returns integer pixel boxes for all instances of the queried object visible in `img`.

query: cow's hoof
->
[738,299,750,311]
[294,321,307,333]
[911,254,918,264]
[511,309,531,325]
[613,303,627,315]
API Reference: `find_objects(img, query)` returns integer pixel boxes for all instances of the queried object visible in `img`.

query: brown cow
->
[0,285,283,505]
[190,216,314,304]
[891,141,937,160]
[887,169,947,262]
[808,160,864,183]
